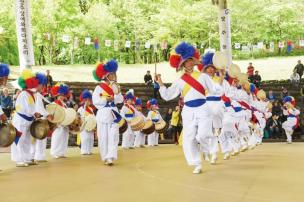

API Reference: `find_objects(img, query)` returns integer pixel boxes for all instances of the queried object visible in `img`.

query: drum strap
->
[125,104,135,114]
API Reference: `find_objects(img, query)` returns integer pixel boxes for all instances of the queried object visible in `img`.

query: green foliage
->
[0,0,304,66]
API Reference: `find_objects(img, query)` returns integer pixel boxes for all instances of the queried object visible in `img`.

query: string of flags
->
[44,33,304,53]
[234,40,303,53]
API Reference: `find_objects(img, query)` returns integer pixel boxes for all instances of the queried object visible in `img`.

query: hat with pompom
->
[18,69,39,89]
[35,72,47,85]
[169,42,200,71]
[80,89,92,102]
[0,63,10,78]
[93,59,118,81]
[283,96,296,106]
[201,52,216,71]
[135,98,142,106]
[51,83,70,97]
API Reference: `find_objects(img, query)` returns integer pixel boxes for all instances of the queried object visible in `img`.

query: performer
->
[146,99,163,146]
[92,59,124,166]
[120,92,136,149]
[0,63,9,171]
[30,72,52,163]
[155,42,223,174]
[200,52,225,164]
[78,89,95,155]
[50,83,71,158]
[133,98,146,148]
[11,69,41,167]
[282,96,300,144]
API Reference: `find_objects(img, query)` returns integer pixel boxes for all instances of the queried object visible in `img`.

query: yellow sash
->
[181,71,201,97]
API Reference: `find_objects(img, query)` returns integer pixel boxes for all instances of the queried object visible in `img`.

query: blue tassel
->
[58,84,70,95]
[104,59,118,73]
[81,89,92,100]
[175,42,195,60]
[35,73,47,85]
[202,52,214,67]
[0,63,10,77]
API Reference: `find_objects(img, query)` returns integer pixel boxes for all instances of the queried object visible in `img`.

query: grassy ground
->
[9,55,303,83]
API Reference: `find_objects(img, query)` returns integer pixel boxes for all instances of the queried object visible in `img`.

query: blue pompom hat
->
[0,63,10,78]
[201,52,215,70]
[35,72,48,85]
[174,42,200,70]
[80,89,92,101]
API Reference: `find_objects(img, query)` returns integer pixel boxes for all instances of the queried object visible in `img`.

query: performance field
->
[0,143,303,202]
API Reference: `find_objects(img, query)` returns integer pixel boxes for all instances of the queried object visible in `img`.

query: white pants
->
[97,122,119,161]
[11,125,32,163]
[134,131,145,147]
[50,126,69,157]
[122,125,134,148]
[148,132,159,146]
[218,131,233,154]
[182,105,213,166]
[80,130,94,154]
[30,138,47,161]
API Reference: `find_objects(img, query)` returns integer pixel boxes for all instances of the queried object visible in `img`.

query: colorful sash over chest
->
[55,99,65,108]
[85,106,94,115]
[99,82,114,97]
[181,71,205,97]
[124,104,135,118]
[238,101,251,110]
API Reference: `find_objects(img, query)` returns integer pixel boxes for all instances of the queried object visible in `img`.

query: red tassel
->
[25,78,39,89]
[194,49,200,59]
[96,63,106,79]
[169,55,181,68]
[51,86,59,97]
[197,63,203,71]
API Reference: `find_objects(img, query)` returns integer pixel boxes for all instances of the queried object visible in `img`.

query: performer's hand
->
[0,114,7,122]
[47,114,54,121]
[34,113,42,118]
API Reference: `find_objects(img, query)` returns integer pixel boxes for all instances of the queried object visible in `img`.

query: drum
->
[46,104,65,124]
[130,116,145,131]
[84,114,97,132]
[141,120,155,135]
[212,51,228,70]
[61,108,77,126]
[155,120,168,134]
[119,119,128,134]
[0,123,16,147]
[69,114,83,135]
[30,119,50,140]
[229,63,241,78]
[111,82,120,95]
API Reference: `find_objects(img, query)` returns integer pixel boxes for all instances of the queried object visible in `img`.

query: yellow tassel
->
[21,69,34,80]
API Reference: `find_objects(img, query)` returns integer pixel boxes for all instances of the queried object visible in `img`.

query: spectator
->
[253,70,262,88]
[46,70,53,92]
[272,101,283,117]
[0,88,13,118]
[293,60,304,83]
[280,87,289,99]
[153,79,160,99]
[144,70,153,86]
[165,108,172,124]
[266,115,282,139]
[290,71,300,87]
[247,62,255,83]
[300,87,304,105]
[268,90,276,102]
[66,90,76,108]
[170,106,180,144]
[12,89,21,109]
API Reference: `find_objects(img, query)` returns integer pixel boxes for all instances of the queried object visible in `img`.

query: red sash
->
[181,73,205,96]
[85,106,94,114]
[25,90,35,102]
[238,101,251,110]
[100,83,114,97]
[125,104,135,114]
[55,99,64,107]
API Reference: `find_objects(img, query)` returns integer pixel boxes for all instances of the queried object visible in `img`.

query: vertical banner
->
[15,0,35,69]
[218,8,232,68]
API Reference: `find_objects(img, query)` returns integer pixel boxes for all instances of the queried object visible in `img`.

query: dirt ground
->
[1,143,304,202]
